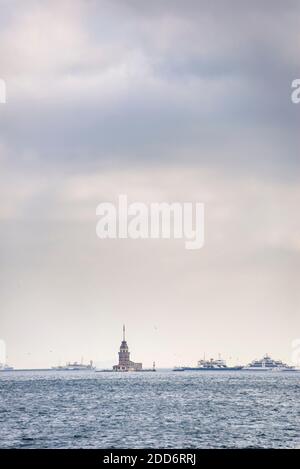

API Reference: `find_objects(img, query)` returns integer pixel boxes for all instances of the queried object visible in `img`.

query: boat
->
[52,360,95,371]
[174,357,242,371]
[242,354,299,371]
[0,363,14,372]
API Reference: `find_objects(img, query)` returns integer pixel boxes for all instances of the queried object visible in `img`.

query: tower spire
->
[123,324,125,341]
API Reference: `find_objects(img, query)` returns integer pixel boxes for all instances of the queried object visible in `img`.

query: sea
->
[0,370,300,449]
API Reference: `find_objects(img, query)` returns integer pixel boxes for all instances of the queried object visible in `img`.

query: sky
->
[0,0,299,368]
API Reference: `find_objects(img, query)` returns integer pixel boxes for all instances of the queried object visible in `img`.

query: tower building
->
[113,325,142,371]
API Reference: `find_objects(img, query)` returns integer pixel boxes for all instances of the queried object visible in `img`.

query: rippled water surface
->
[1,371,300,448]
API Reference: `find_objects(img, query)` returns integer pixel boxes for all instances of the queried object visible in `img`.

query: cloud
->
[0,0,298,178]
[0,0,299,366]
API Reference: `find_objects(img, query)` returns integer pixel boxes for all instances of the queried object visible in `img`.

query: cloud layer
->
[0,0,299,367]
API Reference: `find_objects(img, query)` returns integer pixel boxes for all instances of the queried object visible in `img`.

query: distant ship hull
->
[174,366,243,371]
[52,367,95,371]
[242,367,300,372]
[174,356,242,371]
[0,364,14,372]
[242,355,299,372]
[52,361,95,371]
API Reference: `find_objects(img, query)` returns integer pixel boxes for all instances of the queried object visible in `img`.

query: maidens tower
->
[113,325,142,371]
[118,325,131,369]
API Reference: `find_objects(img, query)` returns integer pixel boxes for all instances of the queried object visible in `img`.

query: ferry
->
[52,360,95,371]
[243,354,299,372]
[174,357,242,371]
[0,363,14,372]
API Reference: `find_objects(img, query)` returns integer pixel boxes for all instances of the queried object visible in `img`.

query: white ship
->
[243,354,299,372]
[174,357,242,371]
[0,363,14,372]
[52,360,95,371]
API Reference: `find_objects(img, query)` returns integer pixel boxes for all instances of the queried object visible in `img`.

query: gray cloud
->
[0,0,299,367]
[0,0,299,176]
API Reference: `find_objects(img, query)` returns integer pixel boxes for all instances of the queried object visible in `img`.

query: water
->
[1,370,300,448]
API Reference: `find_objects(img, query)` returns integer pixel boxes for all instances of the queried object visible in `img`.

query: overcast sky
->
[0,0,299,368]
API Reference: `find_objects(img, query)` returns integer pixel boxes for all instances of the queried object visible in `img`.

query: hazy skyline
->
[0,0,299,368]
